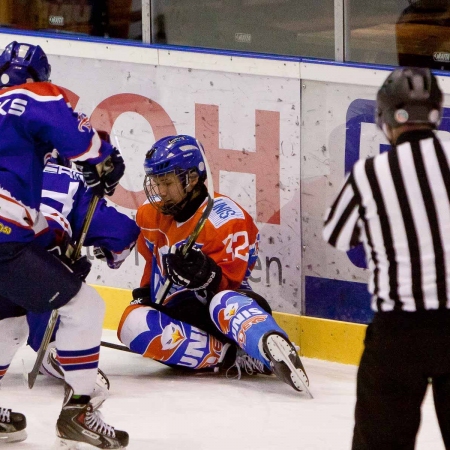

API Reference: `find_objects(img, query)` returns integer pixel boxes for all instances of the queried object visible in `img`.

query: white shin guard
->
[0,316,29,370]
[54,283,105,396]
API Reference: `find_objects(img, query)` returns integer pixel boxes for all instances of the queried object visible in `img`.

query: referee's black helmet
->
[376,67,443,130]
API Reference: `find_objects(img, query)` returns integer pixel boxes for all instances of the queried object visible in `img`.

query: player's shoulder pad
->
[44,162,84,182]
[209,195,245,229]
[2,82,65,101]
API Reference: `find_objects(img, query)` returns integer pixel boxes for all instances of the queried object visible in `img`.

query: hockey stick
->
[155,193,214,304]
[155,141,215,304]
[27,195,100,389]
[100,341,133,353]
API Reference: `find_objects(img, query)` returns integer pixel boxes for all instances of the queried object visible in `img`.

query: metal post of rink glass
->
[27,195,99,389]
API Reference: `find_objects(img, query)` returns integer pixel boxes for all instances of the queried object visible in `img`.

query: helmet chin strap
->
[172,183,208,222]
[160,191,192,216]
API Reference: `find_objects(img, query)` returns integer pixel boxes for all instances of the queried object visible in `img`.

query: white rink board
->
[0,33,302,313]
[2,31,450,316]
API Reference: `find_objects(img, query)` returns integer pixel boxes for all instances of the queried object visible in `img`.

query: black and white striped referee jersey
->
[323,129,450,312]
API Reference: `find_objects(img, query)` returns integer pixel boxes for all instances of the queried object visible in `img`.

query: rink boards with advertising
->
[1,32,450,362]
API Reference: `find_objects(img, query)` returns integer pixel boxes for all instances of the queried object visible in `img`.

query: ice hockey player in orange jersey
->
[118,134,310,395]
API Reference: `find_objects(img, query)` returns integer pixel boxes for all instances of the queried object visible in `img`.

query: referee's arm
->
[323,170,361,252]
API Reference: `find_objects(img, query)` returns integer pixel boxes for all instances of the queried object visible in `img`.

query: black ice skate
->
[262,331,313,398]
[55,392,128,449]
[0,407,27,443]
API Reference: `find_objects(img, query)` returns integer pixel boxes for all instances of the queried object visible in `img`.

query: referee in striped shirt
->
[323,67,450,449]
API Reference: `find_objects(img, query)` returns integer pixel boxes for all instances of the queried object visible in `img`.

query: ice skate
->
[0,407,27,443]
[262,331,313,398]
[54,394,128,449]
[218,344,272,379]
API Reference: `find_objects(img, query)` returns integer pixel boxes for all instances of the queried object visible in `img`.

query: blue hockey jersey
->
[0,82,114,243]
[37,161,140,260]
[27,161,140,353]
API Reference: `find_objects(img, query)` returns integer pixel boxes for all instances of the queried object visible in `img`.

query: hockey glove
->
[68,255,92,281]
[130,286,151,306]
[102,147,125,196]
[75,161,104,197]
[163,245,222,292]
[46,228,71,258]
[49,249,92,282]
[93,245,134,269]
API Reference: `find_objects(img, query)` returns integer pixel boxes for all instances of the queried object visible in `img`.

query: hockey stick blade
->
[101,341,134,353]
[155,194,215,304]
[27,195,100,389]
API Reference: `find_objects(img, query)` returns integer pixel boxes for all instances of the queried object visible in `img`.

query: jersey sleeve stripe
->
[0,191,37,229]
[69,131,103,162]
[323,180,357,245]
[0,87,64,103]
[323,173,352,227]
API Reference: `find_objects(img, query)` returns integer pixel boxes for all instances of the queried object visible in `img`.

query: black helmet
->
[375,67,443,129]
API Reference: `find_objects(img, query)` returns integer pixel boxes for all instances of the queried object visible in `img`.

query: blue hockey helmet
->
[144,135,206,179]
[143,135,207,214]
[0,41,51,88]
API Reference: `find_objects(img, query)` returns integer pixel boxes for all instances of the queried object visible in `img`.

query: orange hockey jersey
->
[136,192,260,303]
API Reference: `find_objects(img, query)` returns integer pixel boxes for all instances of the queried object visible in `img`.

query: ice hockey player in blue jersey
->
[27,149,140,387]
[0,41,129,448]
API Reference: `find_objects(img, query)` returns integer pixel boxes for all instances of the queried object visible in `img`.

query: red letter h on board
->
[195,104,280,225]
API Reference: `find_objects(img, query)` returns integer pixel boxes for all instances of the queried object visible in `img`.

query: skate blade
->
[53,437,127,449]
[265,334,314,399]
[0,429,27,443]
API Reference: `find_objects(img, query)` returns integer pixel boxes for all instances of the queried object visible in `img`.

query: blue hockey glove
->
[163,245,222,292]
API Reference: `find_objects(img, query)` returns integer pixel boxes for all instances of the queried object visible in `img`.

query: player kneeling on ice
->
[0,42,128,448]
[117,135,311,395]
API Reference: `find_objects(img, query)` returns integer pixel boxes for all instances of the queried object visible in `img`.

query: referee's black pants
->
[352,309,450,450]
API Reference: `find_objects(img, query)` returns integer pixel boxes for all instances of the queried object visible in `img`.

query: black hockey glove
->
[130,286,151,306]
[163,245,222,292]
[68,255,92,281]
[49,249,92,282]
[75,161,104,197]
[102,147,125,196]
[75,147,125,197]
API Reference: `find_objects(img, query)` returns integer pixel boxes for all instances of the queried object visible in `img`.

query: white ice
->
[2,330,445,449]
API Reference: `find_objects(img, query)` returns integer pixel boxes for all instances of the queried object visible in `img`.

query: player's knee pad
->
[58,283,105,330]
[119,305,223,368]
[118,305,154,351]
[0,315,29,365]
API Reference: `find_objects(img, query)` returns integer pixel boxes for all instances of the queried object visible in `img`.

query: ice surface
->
[1,330,444,449]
